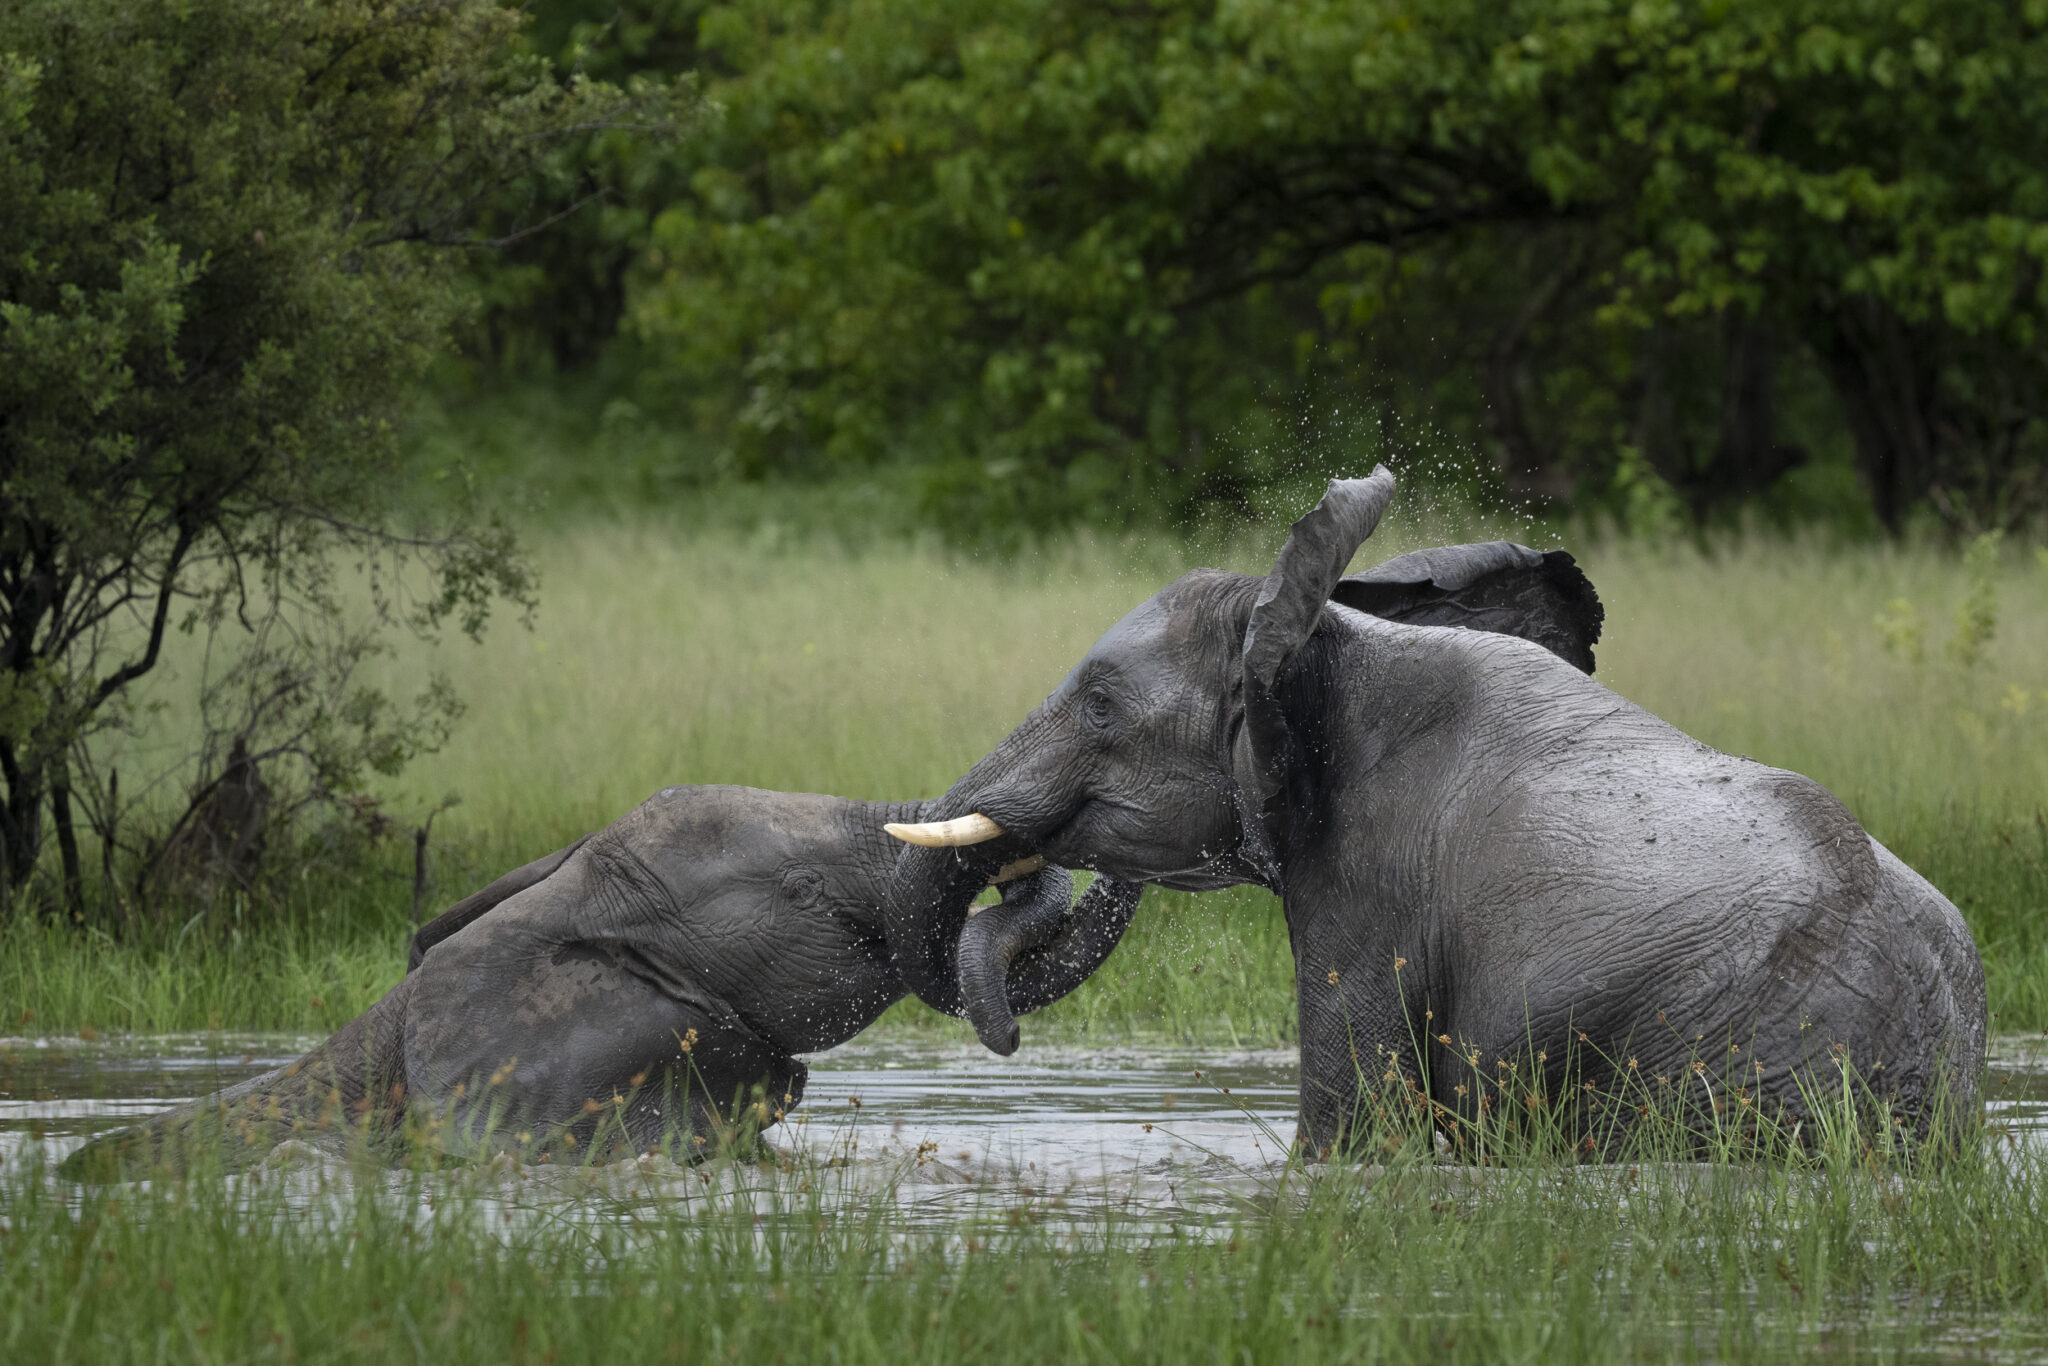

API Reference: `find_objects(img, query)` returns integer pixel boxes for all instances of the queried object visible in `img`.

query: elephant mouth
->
[886,805,1090,886]
[885,797,1055,870]
[1129,863,1242,893]
[883,790,1249,1019]
[1037,800,1253,892]
[886,795,1246,893]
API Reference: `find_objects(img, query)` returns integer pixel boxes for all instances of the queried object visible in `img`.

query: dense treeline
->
[494,0,2048,535]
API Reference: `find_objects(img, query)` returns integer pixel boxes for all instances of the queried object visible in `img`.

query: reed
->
[3,1092,2044,1365]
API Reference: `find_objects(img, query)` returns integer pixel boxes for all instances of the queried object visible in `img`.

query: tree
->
[471,0,712,371]
[622,0,2048,533]
[0,0,686,912]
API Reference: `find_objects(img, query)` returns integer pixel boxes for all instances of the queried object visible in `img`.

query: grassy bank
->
[4,1132,2046,1364]
[3,516,2044,1039]
[0,883,1292,1046]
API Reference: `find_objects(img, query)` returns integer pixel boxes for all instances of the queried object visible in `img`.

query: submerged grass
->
[3,516,2044,1040]
[3,1107,2046,1364]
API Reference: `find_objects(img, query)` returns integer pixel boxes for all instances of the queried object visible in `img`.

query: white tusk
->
[970,857,1047,916]
[883,813,1005,847]
[989,856,1046,885]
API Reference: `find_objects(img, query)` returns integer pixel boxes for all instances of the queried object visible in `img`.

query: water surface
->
[3,1031,2042,1234]
[0,1033,1302,1233]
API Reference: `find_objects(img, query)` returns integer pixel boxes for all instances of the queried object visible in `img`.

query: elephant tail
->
[59,976,417,1183]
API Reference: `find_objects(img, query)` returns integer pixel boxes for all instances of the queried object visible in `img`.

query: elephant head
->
[885,470,1605,1037]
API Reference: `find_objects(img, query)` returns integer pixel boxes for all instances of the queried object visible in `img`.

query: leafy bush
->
[0,0,685,921]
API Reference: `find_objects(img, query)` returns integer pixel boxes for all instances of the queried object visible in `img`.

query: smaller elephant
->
[61,787,1140,1181]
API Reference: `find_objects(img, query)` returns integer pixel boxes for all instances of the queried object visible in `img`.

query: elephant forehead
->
[622,785,856,853]
[1056,594,1190,698]
[1095,594,1176,652]
[1051,570,1256,699]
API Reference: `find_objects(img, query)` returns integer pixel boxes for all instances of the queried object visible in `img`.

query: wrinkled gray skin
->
[949,538,1604,1059]
[63,787,1136,1181]
[894,471,1988,1157]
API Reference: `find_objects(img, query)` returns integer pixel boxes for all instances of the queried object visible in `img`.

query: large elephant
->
[62,786,1139,1180]
[886,471,1987,1156]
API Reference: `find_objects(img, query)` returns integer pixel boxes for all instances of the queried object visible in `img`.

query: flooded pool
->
[2,1031,2043,1235]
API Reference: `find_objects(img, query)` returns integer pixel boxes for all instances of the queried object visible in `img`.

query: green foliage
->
[0,0,684,916]
[463,1,710,371]
[1868,529,2009,670]
[1606,446,1687,540]
[1874,597,1926,663]
[1951,530,2004,667]
[564,0,2048,535]
[0,906,407,1037]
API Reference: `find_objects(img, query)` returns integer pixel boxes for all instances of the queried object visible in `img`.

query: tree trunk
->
[1482,325,1555,497]
[1483,241,1580,501]
[412,824,431,928]
[1630,323,1689,490]
[101,768,123,929]
[0,738,45,903]
[1708,316,1804,503]
[49,755,84,922]
[1811,300,1938,534]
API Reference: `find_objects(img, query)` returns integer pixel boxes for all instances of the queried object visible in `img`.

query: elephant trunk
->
[962,871,1144,1056]
[887,843,996,1015]
[884,709,1083,1012]
[958,867,1073,1054]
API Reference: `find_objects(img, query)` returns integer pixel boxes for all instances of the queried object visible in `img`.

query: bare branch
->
[89,523,197,710]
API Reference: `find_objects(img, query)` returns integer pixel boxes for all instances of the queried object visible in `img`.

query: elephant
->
[61,786,1141,1181]
[886,470,1988,1157]
[941,536,1607,1054]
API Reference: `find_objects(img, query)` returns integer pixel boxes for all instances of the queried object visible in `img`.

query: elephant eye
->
[1081,685,1119,729]
[780,867,825,907]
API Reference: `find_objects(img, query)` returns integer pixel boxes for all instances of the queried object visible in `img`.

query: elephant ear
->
[407,834,591,971]
[1330,542,1604,674]
[1236,469,1397,856]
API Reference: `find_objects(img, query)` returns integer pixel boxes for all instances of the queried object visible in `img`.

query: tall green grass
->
[4,516,2043,1039]
[3,1121,2045,1364]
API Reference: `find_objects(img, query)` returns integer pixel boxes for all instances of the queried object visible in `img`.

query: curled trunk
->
[884,713,1083,1011]
[959,870,1144,1055]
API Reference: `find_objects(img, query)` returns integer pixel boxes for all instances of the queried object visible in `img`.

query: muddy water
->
[2,1033,2043,1234]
